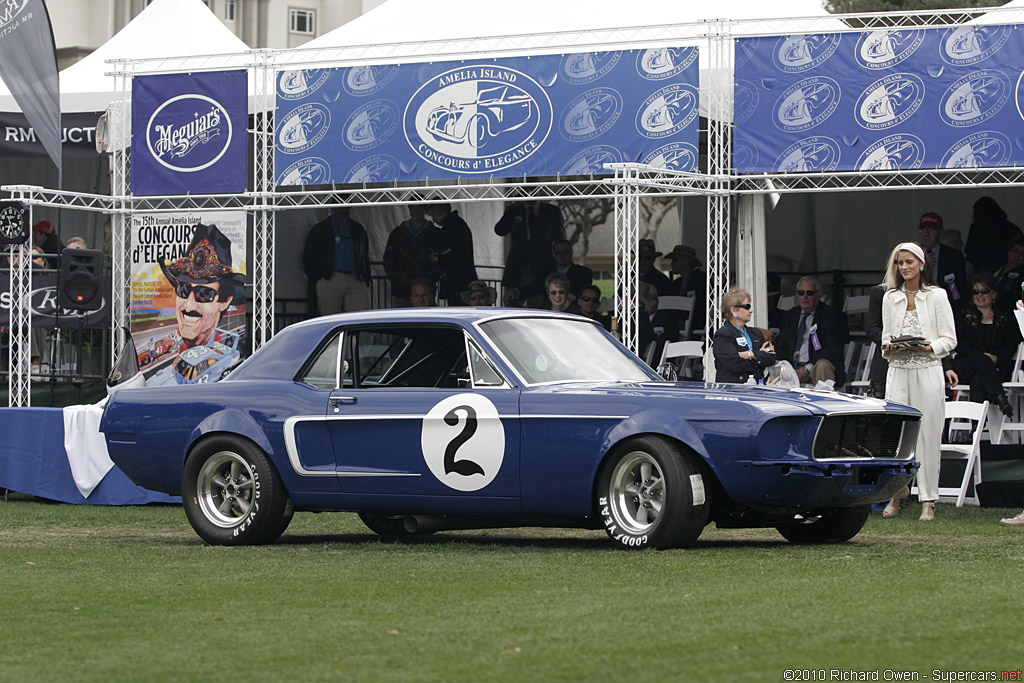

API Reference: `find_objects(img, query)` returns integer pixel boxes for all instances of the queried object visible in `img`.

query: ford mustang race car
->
[100,309,920,550]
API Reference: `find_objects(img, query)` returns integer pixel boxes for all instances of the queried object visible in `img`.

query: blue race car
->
[100,309,920,549]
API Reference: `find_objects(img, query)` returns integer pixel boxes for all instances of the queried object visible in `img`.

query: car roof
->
[227,307,601,382]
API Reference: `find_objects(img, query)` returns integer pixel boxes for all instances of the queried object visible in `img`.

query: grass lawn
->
[2,498,1024,682]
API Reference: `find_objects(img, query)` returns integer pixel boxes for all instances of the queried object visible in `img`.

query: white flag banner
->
[0,0,61,183]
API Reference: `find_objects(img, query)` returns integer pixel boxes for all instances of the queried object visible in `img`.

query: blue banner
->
[275,48,699,186]
[131,70,248,196]
[734,25,1024,174]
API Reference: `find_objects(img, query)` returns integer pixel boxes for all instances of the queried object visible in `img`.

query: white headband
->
[894,242,926,263]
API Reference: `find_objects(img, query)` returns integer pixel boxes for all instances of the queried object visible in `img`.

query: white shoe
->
[1000,511,1024,526]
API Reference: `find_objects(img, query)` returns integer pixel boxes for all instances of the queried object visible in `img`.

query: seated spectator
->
[951,272,1021,417]
[460,280,496,306]
[550,238,592,299]
[542,273,581,314]
[31,220,64,269]
[65,236,88,250]
[577,284,611,331]
[995,235,1024,311]
[773,275,849,388]
[409,279,436,307]
[637,239,672,296]
[712,287,776,383]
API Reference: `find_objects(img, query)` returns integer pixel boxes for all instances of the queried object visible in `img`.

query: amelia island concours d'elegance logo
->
[561,51,621,85]
[277,157,331,187]
[404,65,552,175]
[773,33,842,73]
[636,47,698,81]
[276,103,331,155]
[277,69,330,100]
[857,134,925,171]
[145,94,234,173]
[774,77,841,133]
[774,136,841,173]
[940,70,1010,128]
[855,29,925,70]
[941,25,1012,66]
[942,131,1013,169]
[856,73,926,130]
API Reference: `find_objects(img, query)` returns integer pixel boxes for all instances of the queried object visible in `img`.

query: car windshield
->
[480,317,655,384]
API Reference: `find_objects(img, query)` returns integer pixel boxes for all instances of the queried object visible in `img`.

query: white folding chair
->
[657,295,696,340]
[994,343,1024,444]
[843,294,871,316]
[912,401,988,507]
[846,341,875,395]
[658,341,704,379]
[777,295,796,311]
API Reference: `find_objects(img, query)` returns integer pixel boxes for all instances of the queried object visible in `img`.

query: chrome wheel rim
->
[608,451,665,534]
[196,451,257,528]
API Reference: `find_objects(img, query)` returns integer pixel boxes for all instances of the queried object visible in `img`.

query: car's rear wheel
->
[596,437,709,550]
[182,436,292,545]
[467,115,488,149]
[776,505,871,544]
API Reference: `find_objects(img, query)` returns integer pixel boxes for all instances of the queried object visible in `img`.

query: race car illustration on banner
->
[100,309,920,550]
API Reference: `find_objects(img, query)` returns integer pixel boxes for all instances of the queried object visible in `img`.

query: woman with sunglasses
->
[712,287,776,383]
[542,273,581,314]
[880,242,957,521]
[951,272,1021,418]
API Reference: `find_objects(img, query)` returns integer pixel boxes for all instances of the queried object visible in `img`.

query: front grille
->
[813,414,912,460]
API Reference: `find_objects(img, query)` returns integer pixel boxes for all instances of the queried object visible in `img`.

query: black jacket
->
[953,306,1022,380]
[966,197,1023,274]
[927,243,968,306]
[712,323,775,383]
[774,301,850,387]
[302,214,371,285]
[495,202,565,303]
[436,211,478,304]
[866,285,889,387]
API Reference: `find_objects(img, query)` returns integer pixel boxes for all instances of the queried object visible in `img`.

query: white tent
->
[0,0,250,113]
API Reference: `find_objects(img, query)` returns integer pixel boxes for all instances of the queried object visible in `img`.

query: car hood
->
[533,381,919,417]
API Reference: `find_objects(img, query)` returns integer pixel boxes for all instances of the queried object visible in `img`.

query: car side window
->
[300,332,342,390]
[468,341,505,387]
[340,325,469,389]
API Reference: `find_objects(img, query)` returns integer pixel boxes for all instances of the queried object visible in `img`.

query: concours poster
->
[130,211,247,385]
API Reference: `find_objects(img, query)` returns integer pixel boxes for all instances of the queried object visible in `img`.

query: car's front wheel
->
[595,437,709,550]
[182,436,293,545]
[776,505,871,544]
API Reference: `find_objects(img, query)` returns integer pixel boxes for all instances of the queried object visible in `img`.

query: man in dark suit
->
[495,200,565,307]
[919,212,967,307]
[774,276,850,387]
[550,238,592,300]
[866,284,888,398]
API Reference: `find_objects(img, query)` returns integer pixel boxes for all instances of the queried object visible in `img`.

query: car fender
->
[600,407,713,472]
[188,408,275,462]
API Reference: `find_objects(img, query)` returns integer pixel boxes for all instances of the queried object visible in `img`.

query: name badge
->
[944,273,960,300]
[809,323,822,351]
[737,337,748,346]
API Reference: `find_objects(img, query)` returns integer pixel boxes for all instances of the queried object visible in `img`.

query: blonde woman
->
[880,242,957,521]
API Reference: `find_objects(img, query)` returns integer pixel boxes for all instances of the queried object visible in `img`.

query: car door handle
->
[329,396,357,406]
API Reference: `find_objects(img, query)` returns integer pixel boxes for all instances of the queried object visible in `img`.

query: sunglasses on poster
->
[174,281,220,303]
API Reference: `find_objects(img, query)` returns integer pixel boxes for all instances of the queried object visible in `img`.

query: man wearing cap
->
[31,220,64,270]
[638,238,672,297]
[160,224,246,354]
[550,238,592,300]
[919,211,967,305]
[460,280,497,306]
[303,204,371,316]
[495,199,565,307]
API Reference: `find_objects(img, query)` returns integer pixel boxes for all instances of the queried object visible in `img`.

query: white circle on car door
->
[421,393,504,492]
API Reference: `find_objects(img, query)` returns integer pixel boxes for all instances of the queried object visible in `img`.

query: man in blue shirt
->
[303,204,372,315]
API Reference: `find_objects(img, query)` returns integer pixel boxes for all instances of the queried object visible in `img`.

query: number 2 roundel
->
[421,394,504,492]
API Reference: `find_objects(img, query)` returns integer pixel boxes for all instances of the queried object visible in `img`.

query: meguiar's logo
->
[146,95,233,173]
[404,65,551,175]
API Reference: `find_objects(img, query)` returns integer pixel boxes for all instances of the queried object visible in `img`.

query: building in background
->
[47,0,386,67]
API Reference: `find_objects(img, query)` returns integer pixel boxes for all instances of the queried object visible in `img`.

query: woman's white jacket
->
[881,287,957,360]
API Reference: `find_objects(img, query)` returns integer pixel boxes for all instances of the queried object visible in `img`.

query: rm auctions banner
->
[734,25,1024,174]
[131,70,248,196]
[274,48,700,186]
[0,273,111,328]
[130,211,247,385]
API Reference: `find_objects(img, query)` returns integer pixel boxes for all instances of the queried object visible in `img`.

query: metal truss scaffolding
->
[9,4,1024,403]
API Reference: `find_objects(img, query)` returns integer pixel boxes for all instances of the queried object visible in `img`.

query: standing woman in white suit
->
[880,242,958,521]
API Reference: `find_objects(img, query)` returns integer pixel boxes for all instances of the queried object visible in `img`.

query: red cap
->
[32,220,55,234]
[919,212,943,230]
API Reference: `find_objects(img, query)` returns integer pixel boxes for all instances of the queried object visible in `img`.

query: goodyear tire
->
[596,437,709,550]
[182,436,292,545]
[776,505,871,544]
